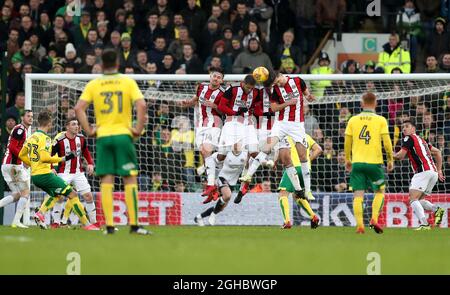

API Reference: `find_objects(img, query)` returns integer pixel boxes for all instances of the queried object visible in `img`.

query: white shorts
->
[270,121,307,147]
[410,170,438,196]
[1,164,30,193]
[218,122,258,153]
[58,173,91,195]
[195,127,221,150]
[257,129,270,149]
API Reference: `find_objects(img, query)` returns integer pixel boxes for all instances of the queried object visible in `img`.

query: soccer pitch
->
[0,226,448,275]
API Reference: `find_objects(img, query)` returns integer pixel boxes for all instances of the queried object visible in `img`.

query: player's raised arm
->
[74,99,95,137]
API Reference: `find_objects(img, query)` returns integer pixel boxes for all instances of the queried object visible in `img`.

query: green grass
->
[0,226,449,274]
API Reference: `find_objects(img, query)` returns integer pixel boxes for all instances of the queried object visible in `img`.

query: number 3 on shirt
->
[359,125,371,144]
[101,91,123,114]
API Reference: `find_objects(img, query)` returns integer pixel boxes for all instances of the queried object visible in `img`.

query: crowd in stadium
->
[1,0,450,193]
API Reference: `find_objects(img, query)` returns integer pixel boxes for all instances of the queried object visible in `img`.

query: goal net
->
[23,73,450,228]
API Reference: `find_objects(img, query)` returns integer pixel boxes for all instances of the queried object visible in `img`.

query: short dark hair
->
[66,116,78,126]
[208,66,224,76]
[244,74,256,86]
[263,69,277,88]
[37,110,52,126]
[403,119,416,127]
[101,49,118,69]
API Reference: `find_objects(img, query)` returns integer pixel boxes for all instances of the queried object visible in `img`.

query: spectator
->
[424,55,440,73]
[150,0,173,19]
[203,40,232,73]
[219,0,232,25]
[36,11,51,47]
[171,116,196,190]
[168,25,196,61]
[96,20,110,44]
[178,43,204,74]
[274,29,302,71]
[172,13,185,40]
[205,55,223,73]
[334,151,348,192]
[113,8,127,31]
[242,20,262,49]
[310,52,334,98]
[135,50,149,74]
[0,5,13,43]
[232,1,250,37]
[6,92,26,122]
[304,104,320,135]
[53,30,69,58]
[29,32,47,62]
[148,36,167,68]
[420,112,436,142]
[11,40,39,71]
[6,29,20,62]
[363,60,376,73]
[105,30,121,50]
[439,53,450,72]
[136,12,160,51]
[175,181,186,192]
[18,15,34,46]
[150,172,170,192]
[316,0,346,30]
[45,15,71,48]
[72,10,92,47]
[221,25,234,55]
[118,32,137,71]
[232,37,273,73]
[279,57,299,74]
[181,0,207,44]
[250,179,272,193]
[77,51,96,73]
[396,0,422,66]
[198,17,222,60]
[230,36,243,62]
[7,61,24,105]
[377,32,411,73]
[2,115,18,145]
[426,17,449,61]
[157,53,177,74]
[157,13,174,45]
[248,0,273,42]
[78,28,98,58]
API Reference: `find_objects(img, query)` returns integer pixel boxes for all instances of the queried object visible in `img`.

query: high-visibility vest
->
[377,46,411,73]
[310,66,334,98]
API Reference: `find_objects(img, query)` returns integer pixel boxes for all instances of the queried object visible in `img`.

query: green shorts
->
[32,173,72,197]
[278,166,304,192]
[96,134,138,177]
[350,162,385,191]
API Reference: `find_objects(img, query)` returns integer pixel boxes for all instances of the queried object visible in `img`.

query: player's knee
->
[83,193,94,202]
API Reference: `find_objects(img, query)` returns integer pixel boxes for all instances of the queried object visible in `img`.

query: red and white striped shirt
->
[2,124,29,165]
[271,76,307,123]
[256,87,273,130]
[52,132,94,174]
[401,134,437,173]
[218,83,261,126]
[196,83,224,128]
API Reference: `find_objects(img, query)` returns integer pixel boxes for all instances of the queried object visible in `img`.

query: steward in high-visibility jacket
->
[377,34,411,73]
[310,52,334,98]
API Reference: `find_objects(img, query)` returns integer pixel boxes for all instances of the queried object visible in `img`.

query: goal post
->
[23,73,450,227]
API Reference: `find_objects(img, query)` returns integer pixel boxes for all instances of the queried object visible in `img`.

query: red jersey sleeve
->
[81,137,94,165]
[9,127,26,157]
[218,87,236,115]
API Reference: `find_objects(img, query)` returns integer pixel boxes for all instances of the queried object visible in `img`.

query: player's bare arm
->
[303,88,315,102]
[74,100,96,137]
[430,146,446,182]
[393,148,407,160]
[344,134,353,172]
[130,98,148,137]
[381,133,394,172]
[179,95,198,108]
[309,143,323,161]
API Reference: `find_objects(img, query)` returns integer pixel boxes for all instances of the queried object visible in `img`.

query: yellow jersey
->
[79,73,144,138]
[288,134,316,168]
[345,110,390,164]
[19,130,63,176]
